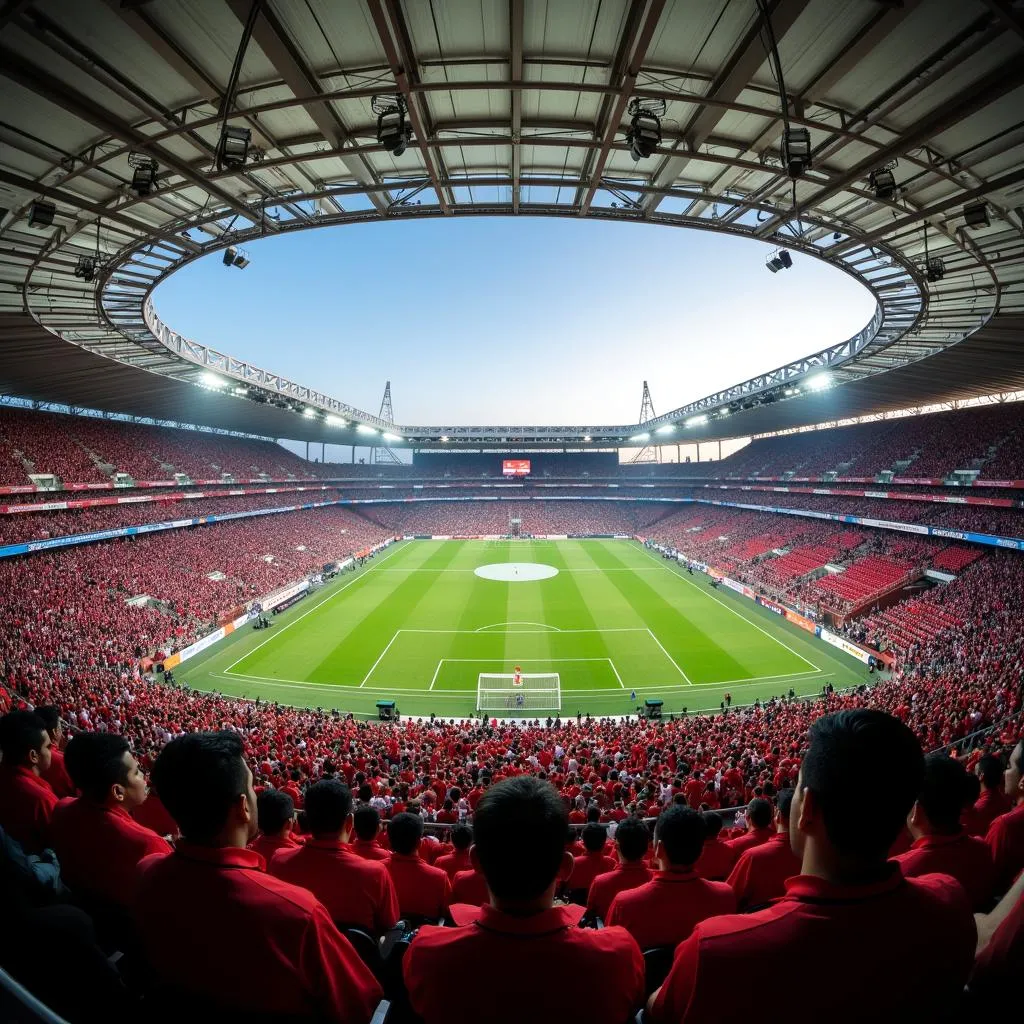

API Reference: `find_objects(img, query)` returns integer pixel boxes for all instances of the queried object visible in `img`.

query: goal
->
[477,672,561,712]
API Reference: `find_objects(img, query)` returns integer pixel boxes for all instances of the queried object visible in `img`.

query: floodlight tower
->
[371,381,402,465]
[630,381,661,464]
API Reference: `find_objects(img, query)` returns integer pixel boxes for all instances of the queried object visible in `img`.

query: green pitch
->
[185,539,868,718]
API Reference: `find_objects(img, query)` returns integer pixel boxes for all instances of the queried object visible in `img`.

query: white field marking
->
[428,661,443,691]
[393,627,650,634]
[475,621,561,632]
[360,630,402,687]
[637,544,819,672]
[224,541,408,674]
[445,657,610,662]
[608,660,626,688]
[646,629,693,685]
[374,566,662,573]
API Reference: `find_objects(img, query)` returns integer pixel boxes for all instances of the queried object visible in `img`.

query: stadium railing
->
[0,966,68,1024]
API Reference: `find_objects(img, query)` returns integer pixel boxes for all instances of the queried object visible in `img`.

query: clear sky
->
[155,217,875,430]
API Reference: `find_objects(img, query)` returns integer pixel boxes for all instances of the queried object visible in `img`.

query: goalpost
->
[477,672,561,712]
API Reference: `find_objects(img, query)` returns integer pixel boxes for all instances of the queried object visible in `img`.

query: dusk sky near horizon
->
[155,217,876,430]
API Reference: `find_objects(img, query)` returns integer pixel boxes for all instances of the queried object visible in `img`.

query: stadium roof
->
[0,0,1022,449]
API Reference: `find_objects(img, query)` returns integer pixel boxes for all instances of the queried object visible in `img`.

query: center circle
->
[473,562,560,582]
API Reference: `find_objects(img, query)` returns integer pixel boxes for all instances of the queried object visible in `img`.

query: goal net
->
[477,672,561,712]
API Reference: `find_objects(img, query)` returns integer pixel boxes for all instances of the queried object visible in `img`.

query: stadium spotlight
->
[326,414,346,427]
[302,407,317,418]
[27,200,56,228]
[372,95,412,156]
[685,414,708,427]
[766,248,792,273]
[582,435,591,442]
[626,98,665,162]
[233,386,249,395]
[963,201,990,229]
[655,424,676,435]
[356,424,378,435]
[74,255,97,282]
[718,407,731,418]
[781,126,811,178]
[629,432,650,442]
[223,247,237,267]
[440,435,450,442]
[231,250,250,269]
[218,125,252,170]
[926,258,945,283]
[128,153,158,196]
[868,161,898,201]
[805,373,831,391]
[382,432,403,442]
[200,372,226,389]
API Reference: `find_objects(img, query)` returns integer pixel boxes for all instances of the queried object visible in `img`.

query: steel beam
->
[510,0,524,214]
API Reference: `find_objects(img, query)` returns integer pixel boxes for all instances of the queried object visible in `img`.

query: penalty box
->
[361,627,690,691]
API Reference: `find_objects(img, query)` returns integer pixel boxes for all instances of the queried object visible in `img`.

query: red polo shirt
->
[404,903,644,1024]
[971,788,1011,836]
[607,869,736,950]
[351,838,390,862]
[567,850,617,894]
[695,838,735,881]
[649,868,975,1024]
[726,832,801,910]
[986,803,1024,895]
[42,748,75,798]
[131,791,176,838]
[971,883,1024,1003]
[895,831,994,910]
[270,839,399,934]
[386,852,451,919]
[451,867,489,906]
[134,843,381,1022]
[724,826,773,858]
[587,861,653,920]
[0,765,58,854]
[434,847,472,880]
[48,798,170,909]
[249,832,303,863]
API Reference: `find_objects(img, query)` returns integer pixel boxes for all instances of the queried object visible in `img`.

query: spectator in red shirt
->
[608,805,735,950]
[0,710,58,854]
[986,737,1024,895]
[587,816,653,921]
[249,789,302,862]
[49,732,170,911]
[35,706,74,799]
[895,753,994,910]
[971,865,1024,1010]
[566,823,617,898]
[435,824,473,879]
[270,779,399,936]
[134,732,382,1022]
[970,754,1011,836]
[404,776,644,1024]
[724,797,773,857]
[351,805,390,862]
[694,811,734,880]
[647,710,976,1023]
[451,864,489,906]
[386,812,450,921]
[727,788,800,911]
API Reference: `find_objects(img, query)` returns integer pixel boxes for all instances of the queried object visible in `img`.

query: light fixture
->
[233,386,249,395]
[303,408,317,418]
[766,248,792,273]
[128,153,158,197]
[326,415,347,427]
[625,98,665,162]
[781,126,811,178]
[382,432,402,442]
[200,372,226,389]
[685,415,708,427]
[223,247,237,267]
[655,424,676,435]
[868,162,897,201]
[629,432,650,442]
[231,251,250,269]
[218,125,252,170]
[963,201,990,229]
[372,95,412,156]
[582,435,591,442]
[718,407,730,417]
[440,435,450,442]
[28,200,55,228]
[74,255,97,282]
[356,424,378,435]
[925,258,945,283]
[805,373,831,391]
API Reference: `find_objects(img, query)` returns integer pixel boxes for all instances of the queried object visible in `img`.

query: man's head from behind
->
[701,811,723,841]
[581,822,607,853]
[64,733,148,810]
[471,776,570,907]
[353,804,380,842]
[909,753,971,838]
[792,709,923,870]
[0,711,52,774]
[976,753,1004,792]
[450,823,472,852]
[34,706,63,746]
[256,789,295,838]
[774,789,794,833]
[614,816,649,863]
[747,798,772,830]
[654,805,705,869]
[303,779,353,840]
[388,811,423,855]
[150,731,256,846]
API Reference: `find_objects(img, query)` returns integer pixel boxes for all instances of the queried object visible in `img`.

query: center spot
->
[474,562,559,582]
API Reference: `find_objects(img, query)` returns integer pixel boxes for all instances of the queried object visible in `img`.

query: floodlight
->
[74,256,97,282]
[356,424,378,435]
[200,372,226,389]
[440,435,450,442]
[686,415,708,427]
[223,247,237,266]
[629,432,650,442]
[382,432,403,442]
[218,125,252,170]
[303,408,317,418]
[656,424,676,435]
[233,386,249,395]
[582,435,591,442]
[781,127,811,178]
[232,251,250,269]
[372,96,411,156]
[128,153,158,196]
[28,201,55,228]
[718,407,730,417]
[963,202,990,229]
[869,164,897,200]
[778,249,792,269]
[627,110,661,161]
[805,373,831,391]
[326,415,347,427]
[926,258,945,283]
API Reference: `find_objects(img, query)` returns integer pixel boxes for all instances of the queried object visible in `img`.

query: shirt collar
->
[176,841,266,872]
[783,863,906,903]
[472,903,586,935]
[653,868,700,883]
[306,837,350,851]
[910,831,966,850]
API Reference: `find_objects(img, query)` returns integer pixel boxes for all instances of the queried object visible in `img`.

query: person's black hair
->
[978,754,1004,790]
[388,811,424,855]
[63,733,131,802]
[473,776,567,902]
[963,772,981,805]
[918,753,972,834]
[450,823,472,850]
[581,822,607,853]
[150,732,249,843]
[303,779,353,836]
[585,805,601,823]
[256,789,294,835]
[776,788,795,822]
[701,810,723,839]
[0,711,47,766]
[801,709,923,862]
[614,816,650,862]
[747,797,773,829]
[353,804,380,841]
[358,784,373,803]
[34,706,61,735]
[655,805,705,866]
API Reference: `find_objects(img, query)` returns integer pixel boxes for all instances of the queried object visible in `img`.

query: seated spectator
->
[0,711,58,854]
[895,753,994,910]
[404,776,644,1024]
[451,864,489,907]
[971,866,1024,1009]
[971,754,1011,836]
[985,737,1024,895]
[694,811,734,880]
[48,732,170,910]
[566,823,617,897]
[607,806,735,950]
[647,710,976,1023]
[725,797,773,857]
[35,706,74,798]
[350,805,389,861]
[727,789,800,911]
[386,812,450,920]
[134,732,382,1021]
[435,824,473,879]
[270,779,399,936]
[587,816,653,921]
[249,789,301,862]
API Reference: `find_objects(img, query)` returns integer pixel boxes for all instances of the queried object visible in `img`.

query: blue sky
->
[155,217,875,429]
